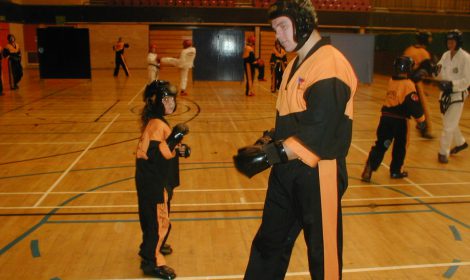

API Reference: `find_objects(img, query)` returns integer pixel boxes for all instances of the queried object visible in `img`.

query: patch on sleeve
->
[411,93,419,102]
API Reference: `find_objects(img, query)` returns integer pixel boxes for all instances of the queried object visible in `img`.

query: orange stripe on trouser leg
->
[245,62,253,90]
[318,160,339,280]
[155,189,170,267]
[8,60,14,87]
[121,54,130,74]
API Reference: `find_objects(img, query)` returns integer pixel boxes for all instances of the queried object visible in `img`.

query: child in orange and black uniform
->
[270,39,287,92]
[135,80,190,279]
[361,56,429,182]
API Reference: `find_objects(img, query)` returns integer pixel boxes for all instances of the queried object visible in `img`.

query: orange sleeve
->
[148,119,175,160]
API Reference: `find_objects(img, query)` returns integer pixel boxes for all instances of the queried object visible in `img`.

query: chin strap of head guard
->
[268,0,318,51]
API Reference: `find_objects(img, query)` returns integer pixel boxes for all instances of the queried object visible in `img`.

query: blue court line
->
[45,209,433,224]
[2,162,469,181]
[384,186,470,229]
[0,177,133,256]
[0,163,232,181]
[449,225,462,241]
[1,176,467,257]
[30,240,40,258]
[443,259,461,278]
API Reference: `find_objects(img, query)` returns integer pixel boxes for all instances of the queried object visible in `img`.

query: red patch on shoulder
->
[411,93,419,102]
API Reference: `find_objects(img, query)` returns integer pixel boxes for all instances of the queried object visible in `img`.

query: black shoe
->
[142,264,176,279]
[438,153,448,163]
[450,142,468,155]
[160,244,173,255]
[361,163,372,182]
[390,171,408,179]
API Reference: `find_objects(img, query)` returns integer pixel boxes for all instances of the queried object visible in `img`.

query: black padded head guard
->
[143,80,177,119]
[268,0,318,51]
[416,30,432,46]
[446,29,463,50]
[393,56,414,76]
[7,34,15,43]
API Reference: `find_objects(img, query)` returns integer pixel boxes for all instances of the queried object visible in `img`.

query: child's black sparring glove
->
[167,123,189,151]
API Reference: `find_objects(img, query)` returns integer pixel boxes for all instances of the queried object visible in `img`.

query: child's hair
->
[141,80,177,131]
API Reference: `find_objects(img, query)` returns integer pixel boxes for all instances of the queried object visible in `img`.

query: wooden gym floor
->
[0,67,469,279]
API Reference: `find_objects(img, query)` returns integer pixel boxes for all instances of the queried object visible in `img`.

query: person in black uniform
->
[0,43,3,95]
[361,56,429,182]
[135,80,190,279]
[270,39,287,92]
[233,0,357,279]
[243,35,256,96]
[3,34,23,90]
[113,37,130,77]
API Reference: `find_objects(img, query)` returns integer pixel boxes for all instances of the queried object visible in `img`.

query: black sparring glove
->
[124,43,130,48]
[416,121,433,139]
[176,143,191,158]
[167,123,189,151]
[439,80,453,94]
[254,128,275,145]
[233,140,288,178]
[420,59,440,76]
[410,69,428,83]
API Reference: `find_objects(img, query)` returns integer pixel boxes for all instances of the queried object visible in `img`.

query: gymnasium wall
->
[5,22,470,83]
[77,24,149,69]
[11,0,85,4]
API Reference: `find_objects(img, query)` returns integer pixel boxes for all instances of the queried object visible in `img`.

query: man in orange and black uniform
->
[403,30,435,138]
[113,37,129,77]
[361,56,429,182]
[243,35,256,96]
[234,1,357,279]
[3,34,23,90]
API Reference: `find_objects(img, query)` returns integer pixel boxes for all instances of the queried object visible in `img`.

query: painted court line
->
[2,192,470,210]
[33,114,121,207]
[350,181,470,188]
[127,85,146,106]
[99,261,470,279]
[0,142,89,145]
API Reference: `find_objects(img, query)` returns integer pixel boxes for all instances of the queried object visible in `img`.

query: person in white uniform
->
[436,29,470,163]
[160,40,196,96]
[147,44,160,84]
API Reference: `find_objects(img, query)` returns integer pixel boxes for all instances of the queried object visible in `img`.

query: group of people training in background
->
[113,37,196,96]
[362,28,470,182]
